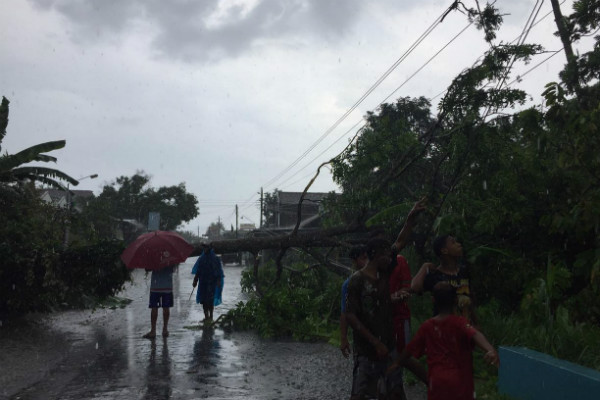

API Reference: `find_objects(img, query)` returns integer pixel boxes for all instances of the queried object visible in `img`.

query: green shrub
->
[224,261,344,341]
[56,240,130,306]
[0,186,130,315]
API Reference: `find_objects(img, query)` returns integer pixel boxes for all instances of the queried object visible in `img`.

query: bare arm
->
[392,197,427,251]
[472,331,499,367]
[411,262,434,294]
[346,312,388,359]
[340,313,350,358]
[404,356,428,384]
[388,349,428,384]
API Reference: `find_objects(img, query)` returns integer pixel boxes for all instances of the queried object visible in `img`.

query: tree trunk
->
[189,222,367,257]
[550,0,581,93]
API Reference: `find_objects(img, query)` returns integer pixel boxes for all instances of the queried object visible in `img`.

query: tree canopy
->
[201,2,600,325]
[85,172,199,241]
[321,1,600,319]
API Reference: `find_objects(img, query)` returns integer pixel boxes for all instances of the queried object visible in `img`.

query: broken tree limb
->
[275,248,287,282]
[252,251,263,297]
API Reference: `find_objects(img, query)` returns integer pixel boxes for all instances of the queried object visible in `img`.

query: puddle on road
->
[3,263,373,399]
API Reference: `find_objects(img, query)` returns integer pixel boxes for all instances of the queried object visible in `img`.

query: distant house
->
[239,223,256,232]
[267,191,333,229]
[39,188,94,212]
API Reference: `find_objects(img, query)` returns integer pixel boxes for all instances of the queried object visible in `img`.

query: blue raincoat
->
[192,249,224,306]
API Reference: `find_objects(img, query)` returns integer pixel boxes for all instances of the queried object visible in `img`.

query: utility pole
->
[63,173,98,249]
[235,204,239,238]
[259,187,263,228]
[63,185,72,249]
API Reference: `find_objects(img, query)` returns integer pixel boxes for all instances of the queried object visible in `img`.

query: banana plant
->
[0,96,78,189]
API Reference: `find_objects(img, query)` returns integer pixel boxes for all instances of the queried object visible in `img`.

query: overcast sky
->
[0,0,587,235]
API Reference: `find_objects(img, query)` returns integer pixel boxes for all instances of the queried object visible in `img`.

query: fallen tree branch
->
[190,222,368,256]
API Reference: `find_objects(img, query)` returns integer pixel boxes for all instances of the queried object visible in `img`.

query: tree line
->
[0,97,200,315]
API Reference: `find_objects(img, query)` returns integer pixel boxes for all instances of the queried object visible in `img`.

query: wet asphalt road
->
[1,258,426,400]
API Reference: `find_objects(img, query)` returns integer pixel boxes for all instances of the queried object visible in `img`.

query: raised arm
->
[411,262,434,294]
[392,197,427,252]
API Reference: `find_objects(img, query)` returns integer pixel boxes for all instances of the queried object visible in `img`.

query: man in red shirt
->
[389,255,412,352]
[392,283,498,400]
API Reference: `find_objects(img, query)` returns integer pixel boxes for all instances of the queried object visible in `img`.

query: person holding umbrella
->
[192,245,224,322]
[120,230,195,339]
[144,264,176,339]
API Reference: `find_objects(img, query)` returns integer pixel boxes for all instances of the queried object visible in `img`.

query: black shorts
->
[148,291,173,308]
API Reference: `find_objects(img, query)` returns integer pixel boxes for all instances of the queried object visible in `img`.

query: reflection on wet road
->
[7,259,372,399]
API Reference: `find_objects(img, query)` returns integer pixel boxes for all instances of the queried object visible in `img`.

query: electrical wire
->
[429,0,565,102]
[249,0,568,201]
[495,0,545,91]
[260,1,462,191]
[271,20,474,191]
[506,49,561,86]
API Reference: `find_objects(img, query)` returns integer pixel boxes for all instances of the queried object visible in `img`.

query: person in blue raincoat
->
[192,246,224,322]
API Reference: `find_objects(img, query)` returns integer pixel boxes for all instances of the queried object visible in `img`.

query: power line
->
[260,0,566,196]
[495,0,545,92]
[380,22,473,106]
[506,49,561,86]
[428,0,564,102]
[274,119,366,190]
[260,1,461,191]
[270,18,474,191]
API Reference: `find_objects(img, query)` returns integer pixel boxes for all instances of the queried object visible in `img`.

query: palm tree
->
[0,96,78,189]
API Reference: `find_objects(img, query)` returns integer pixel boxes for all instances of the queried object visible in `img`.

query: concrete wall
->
[498,346,600,400]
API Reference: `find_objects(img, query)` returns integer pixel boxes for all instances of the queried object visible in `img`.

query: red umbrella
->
[121,230,195,270]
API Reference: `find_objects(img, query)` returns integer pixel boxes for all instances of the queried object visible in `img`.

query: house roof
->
[71,190,94,198]
[40,189,66,202]
[39,188,94,199]
[277,191,333,205]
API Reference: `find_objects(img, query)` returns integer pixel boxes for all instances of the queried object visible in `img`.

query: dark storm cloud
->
[29,0,367,62]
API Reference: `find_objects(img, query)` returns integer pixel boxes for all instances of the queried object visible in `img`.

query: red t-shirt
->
[405,315,477,400]
[389,255,411,320]
[389,255,412,350]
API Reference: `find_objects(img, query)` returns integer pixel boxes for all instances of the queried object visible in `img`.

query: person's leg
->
[144,292,160,338]
[353,356,378,400]
[161,292,173,337]
[202,303,210,321]
[386,349,407,400]
[144,307,158,338]
[208,305,214,320]
[162,307,170,337]
[349,353,360,400]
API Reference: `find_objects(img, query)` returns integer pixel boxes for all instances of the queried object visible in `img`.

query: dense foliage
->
[0,96,130,316]
[222,3,600,398]
[1,98,200,315]
[327,2,600,325]
[223,260,343,341]
[0,183,130,316]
